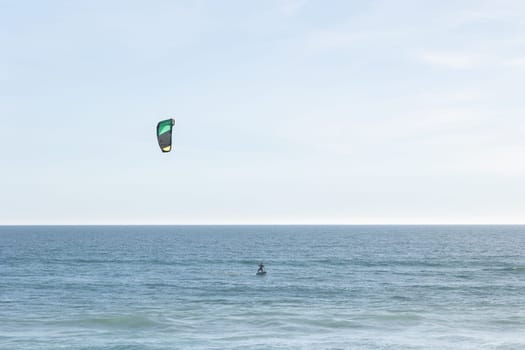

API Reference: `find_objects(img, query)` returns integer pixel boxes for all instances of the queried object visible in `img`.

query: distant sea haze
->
[1,225,524,349]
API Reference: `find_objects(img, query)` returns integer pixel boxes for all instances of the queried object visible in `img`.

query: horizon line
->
[1,223,525,226]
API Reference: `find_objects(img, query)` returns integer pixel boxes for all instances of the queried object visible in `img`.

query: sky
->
[1,0,525,224]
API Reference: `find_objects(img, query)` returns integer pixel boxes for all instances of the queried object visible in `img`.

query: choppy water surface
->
[1,225,524,349]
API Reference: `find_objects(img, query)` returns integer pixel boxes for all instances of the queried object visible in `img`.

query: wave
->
[55,314,164,330]
[483,266,525,273]
[79,346,161,350]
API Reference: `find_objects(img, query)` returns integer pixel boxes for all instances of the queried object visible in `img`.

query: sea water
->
[1,225,524,349]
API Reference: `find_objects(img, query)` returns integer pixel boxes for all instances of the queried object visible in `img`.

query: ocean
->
[1,225,524,349]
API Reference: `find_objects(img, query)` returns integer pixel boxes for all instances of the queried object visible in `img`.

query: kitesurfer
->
[257,262,265,273]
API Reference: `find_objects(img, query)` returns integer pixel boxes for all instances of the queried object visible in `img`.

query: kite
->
[156,118,175,152]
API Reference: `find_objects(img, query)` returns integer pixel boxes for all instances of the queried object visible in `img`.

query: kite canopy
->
[156,118,175,152]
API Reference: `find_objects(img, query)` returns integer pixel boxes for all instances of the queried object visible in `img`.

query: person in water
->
[257,262,265,273]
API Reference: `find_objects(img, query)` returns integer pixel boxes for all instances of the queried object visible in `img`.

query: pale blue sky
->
[2,0,525,224]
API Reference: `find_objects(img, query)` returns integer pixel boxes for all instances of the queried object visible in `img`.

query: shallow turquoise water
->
[1,225,525,349]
